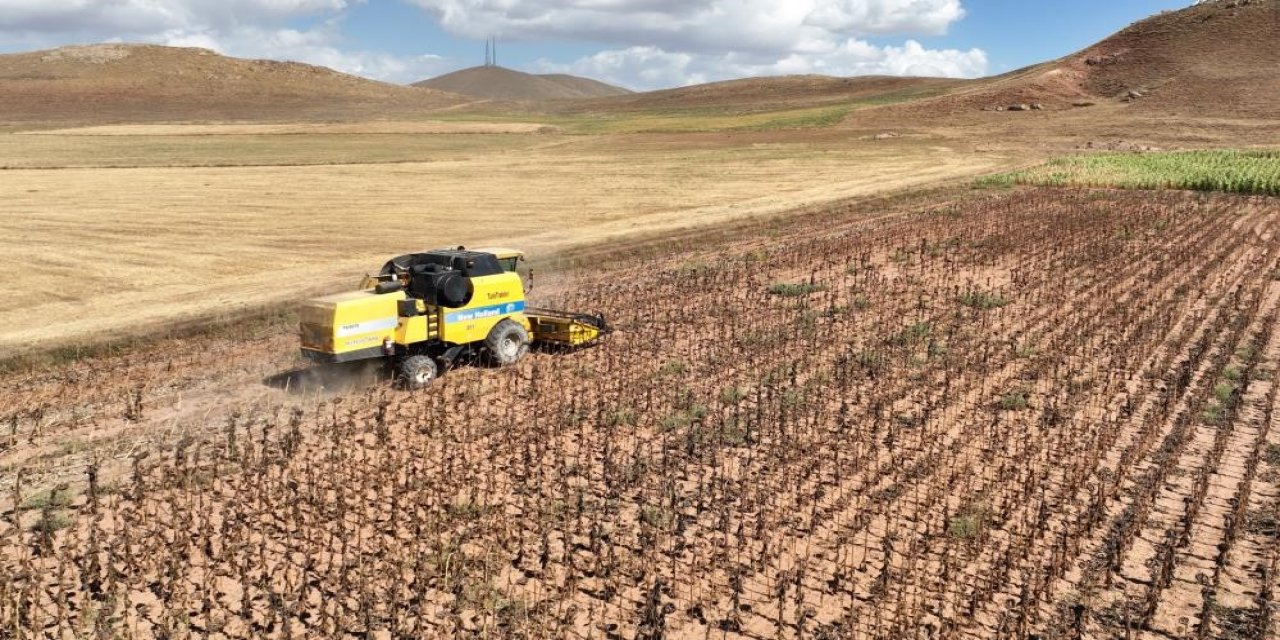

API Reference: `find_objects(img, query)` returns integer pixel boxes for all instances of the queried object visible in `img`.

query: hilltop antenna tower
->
[483,37,499,67]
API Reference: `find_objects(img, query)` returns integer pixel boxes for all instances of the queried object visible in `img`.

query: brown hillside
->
[884,0,1280,118]
[1080,0,1279,116]
[0,44,467,125]
[414,66,631,101]
[566,75,966,114]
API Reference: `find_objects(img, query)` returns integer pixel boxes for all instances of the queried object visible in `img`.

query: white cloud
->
[541,40,987,91]
[0,0,989,88]
[0,0,352,33]
[413,0,987,88]
[153,22,452,82]
[805,0,964,35]
[0,0,451,83]
[407,0,968,46]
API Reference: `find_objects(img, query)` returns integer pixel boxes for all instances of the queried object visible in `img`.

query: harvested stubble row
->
[2,188,1279,639]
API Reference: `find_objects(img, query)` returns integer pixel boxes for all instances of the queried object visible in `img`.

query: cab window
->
[498,257,519,272]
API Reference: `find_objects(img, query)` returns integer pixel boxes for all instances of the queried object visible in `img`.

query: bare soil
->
[2,187,1277,639]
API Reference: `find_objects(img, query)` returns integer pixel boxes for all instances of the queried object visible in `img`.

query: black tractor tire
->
[485,320,529,366]
[398,355,438,390]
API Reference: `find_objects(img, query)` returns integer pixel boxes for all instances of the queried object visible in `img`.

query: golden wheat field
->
[0,127,1010,356]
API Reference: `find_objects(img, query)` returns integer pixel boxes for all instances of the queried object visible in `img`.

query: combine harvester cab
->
[299,248,610,388]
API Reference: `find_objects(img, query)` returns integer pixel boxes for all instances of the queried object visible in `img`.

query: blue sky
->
[0,1,1192,89]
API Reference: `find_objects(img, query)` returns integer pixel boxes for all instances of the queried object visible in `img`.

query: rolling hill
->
[565,75,966,114]
[1,0,1274,128]
[413,65,631,101]
[885,0,1280,118]
[0,44,467,125]
[1078,0,1278,116]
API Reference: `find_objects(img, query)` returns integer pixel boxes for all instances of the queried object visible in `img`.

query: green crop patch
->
[978,150,1280,196]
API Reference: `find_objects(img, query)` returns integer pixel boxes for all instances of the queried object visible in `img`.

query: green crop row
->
[978,149,1280,196]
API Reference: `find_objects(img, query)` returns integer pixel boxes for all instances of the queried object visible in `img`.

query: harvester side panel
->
[300,290,405,359]
[438,271,529,344]
[396,313,438,345]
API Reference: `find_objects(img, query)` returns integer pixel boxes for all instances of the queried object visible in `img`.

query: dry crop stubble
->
[0,131,1006,355]
[2,187,1277,639]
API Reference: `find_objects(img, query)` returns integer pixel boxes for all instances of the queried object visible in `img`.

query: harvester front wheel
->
[486,320,529,366]
[398,355,438,390]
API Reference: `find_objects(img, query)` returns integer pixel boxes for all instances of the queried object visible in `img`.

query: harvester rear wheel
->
[486,320,529,366]
[398,355,438,390]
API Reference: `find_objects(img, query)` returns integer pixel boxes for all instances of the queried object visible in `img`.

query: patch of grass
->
[659,405,707,432]
[948,503,990,540]
[1202,402,1226,426]
[640,505,675,531]
[20,489,74,511]
[720,386,747,405]
[767,282,827,297]
[998,389,1030,411]
[1214,381,1239,406]
[1237,344,1258,363]
[659,413,688,432]
[446,499,491,520]
[976,150,1280,196]
[659,359,688,376]
[854,349,888,373]
[890,322,932,347]
[605,407,637,427]
[717,418,750,446]
[783,389,806,408]
[957,291,1008,310]
[927,340,949,359]
[519,102,897,135]
[30,512,71,534]
[1265,444,1280,467]
[1222,365,1244,383]
[739,330,782,347]
[748,105,854,131]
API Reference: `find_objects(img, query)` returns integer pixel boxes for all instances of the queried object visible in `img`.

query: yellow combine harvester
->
[299,248,609,388]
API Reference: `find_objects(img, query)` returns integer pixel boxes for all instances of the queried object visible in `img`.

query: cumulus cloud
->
[154,23,452,83]
[0,0,351,34]
[410,0,986,88]
[408,0,966,43]
[0,0,989,88]
[543,40,987,91]
[0,0,451,83]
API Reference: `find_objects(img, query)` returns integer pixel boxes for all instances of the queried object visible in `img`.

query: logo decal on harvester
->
[446,301,525,324]
[336,317,399,338]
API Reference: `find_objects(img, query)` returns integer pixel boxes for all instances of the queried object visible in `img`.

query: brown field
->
[2,2,1279,638]
[2,186,1278,638]
[17,122,561,136]
[0,127,1013,357]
